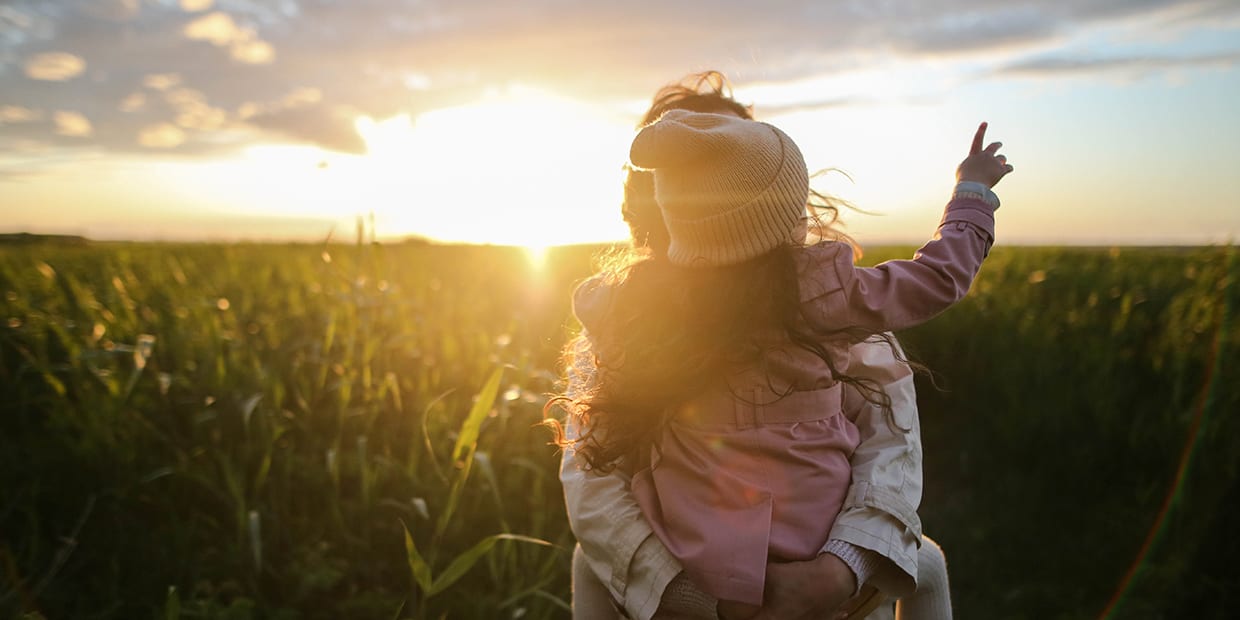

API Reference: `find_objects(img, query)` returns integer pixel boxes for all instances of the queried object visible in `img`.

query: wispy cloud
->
[248,104,367,154]
[52,110,92,137]
[0,0,1237,159]
[751,95,875,117]
[183,11,275,64]
[996,50,1240,78]
[23,51,85,81]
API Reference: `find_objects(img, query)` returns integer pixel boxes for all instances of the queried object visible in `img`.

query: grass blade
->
[428,534,553,596]
[165,585,180,620]
[450,367,503,465]
[434,367,502,538]
[400,519,433,593]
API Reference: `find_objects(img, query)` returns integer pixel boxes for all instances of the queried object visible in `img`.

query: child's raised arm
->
[801,123,1013,334]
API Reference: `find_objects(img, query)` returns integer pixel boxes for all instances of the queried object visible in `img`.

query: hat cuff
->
[664,180,806,266]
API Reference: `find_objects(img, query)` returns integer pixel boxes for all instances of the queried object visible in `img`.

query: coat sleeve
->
[559,333,684,620]
[804,196,996,334]
[826,335,924,598]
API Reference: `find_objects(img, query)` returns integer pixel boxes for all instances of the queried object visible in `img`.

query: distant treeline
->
[0,232,89,245]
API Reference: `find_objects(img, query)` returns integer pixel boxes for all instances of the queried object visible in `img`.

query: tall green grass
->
[0,241,592,619]
[1,242,1236,618]
[894,245,1239,619]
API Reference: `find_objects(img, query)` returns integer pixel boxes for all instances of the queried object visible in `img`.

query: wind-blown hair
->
[546,71,906,474]
[556,244,906,473]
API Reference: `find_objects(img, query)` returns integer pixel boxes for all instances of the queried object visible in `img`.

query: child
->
[563,110,1010,617]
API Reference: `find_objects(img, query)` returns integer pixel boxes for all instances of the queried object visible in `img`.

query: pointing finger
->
[970,122,987,155]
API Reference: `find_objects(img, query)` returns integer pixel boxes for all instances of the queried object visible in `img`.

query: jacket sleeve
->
[826,335,924,598]
[558,333,683,620]
[807,196,996,334]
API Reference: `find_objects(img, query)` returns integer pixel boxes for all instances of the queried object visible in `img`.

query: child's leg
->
[573,543,622,619]
[895,536,952,620]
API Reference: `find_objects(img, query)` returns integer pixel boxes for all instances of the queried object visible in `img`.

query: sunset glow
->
[2,1,1238,245]
[351,87,634,246]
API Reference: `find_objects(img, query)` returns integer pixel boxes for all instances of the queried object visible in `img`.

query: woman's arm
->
[825,334,925,598]
[559,334,689,620]
[753,334,925,620]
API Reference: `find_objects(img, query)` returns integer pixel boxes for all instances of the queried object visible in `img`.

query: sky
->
[1,0,1239,246]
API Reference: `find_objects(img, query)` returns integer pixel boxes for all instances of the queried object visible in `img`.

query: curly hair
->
[550,243,905,473]
[547,71,906,474]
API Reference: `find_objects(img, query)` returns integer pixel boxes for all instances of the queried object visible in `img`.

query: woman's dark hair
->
[547,71,907,473]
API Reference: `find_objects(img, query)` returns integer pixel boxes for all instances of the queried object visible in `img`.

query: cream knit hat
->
[629,109,809,267]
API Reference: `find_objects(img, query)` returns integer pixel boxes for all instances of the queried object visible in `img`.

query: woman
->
[559,72,954,619]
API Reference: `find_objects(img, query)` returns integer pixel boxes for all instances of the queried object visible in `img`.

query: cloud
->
[230,39,274,64]
[996,50,1240,78]
[183,11,275,65]
[172,99,228,131]
[77,0,141,23]
[119,93,145,112]
[891,8,1060,54]
[144,73,182,91]
[53,111,92,137]
[23,52,85,81]
[1,0,1237,160]
[0,106,42,123]
[183,11,244,46]
[180,0,215,13]
[282,87,322,108]
[756,96,878,117]
[247,104,367,154]
[138,123,187,148]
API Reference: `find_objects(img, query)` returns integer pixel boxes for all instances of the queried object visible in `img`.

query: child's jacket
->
[573,196,995,605]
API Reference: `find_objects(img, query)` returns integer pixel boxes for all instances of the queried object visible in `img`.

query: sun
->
[522,243,551,269]
[350,86,635,249]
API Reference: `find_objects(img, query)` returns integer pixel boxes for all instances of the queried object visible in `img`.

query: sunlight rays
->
[352,86,633,248]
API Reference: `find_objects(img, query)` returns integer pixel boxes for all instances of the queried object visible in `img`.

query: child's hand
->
[956,122,1013,188]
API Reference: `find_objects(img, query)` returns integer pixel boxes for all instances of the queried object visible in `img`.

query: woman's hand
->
[749,553,856,620]
[956,121,1014,188]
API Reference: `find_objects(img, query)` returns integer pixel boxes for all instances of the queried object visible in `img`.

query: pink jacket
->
[560,336,924,618]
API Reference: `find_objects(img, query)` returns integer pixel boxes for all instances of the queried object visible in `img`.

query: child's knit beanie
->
[628,109,809,267]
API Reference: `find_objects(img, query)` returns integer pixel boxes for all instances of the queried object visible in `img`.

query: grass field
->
[1,241,1237,619]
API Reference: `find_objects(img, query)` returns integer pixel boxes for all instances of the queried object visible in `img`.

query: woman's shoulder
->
[794,241,856,302]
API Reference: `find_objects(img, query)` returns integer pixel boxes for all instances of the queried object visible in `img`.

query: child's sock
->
[895,536,952,620]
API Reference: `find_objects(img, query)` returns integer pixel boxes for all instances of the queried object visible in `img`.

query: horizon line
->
[2,231,1235,249]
